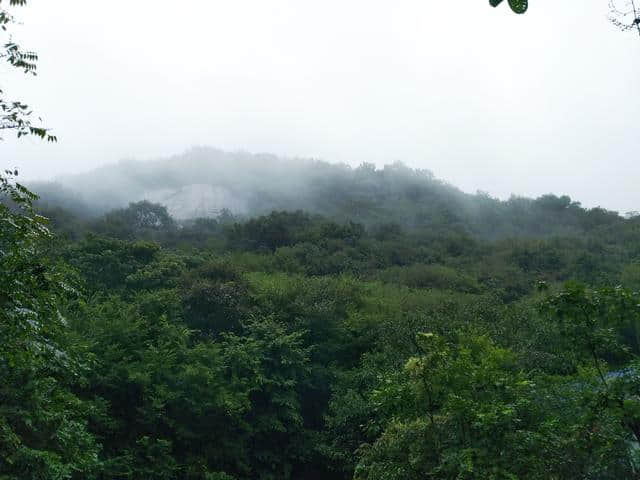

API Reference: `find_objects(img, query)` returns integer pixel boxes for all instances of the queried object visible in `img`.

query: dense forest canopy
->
[4,1,640,479]
[4,153,640,478]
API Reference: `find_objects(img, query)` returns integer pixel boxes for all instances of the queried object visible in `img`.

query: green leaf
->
[490,0,528,14]
[508,0,528,14]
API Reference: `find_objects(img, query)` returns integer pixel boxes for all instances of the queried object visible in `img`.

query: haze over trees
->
[5,145,640,478]
[29,147,627,240]
[3,1,640,479]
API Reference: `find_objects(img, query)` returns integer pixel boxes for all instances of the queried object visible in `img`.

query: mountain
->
[30,146,625,239]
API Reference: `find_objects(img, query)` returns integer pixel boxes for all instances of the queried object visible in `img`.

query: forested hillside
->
[4,161,640,479]
[32,148,629,241]
[4,0,640,477]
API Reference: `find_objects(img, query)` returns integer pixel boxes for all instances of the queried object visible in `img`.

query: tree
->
[0,170,99,479]
[1,4,99,477]
[353,330,636,479]
[94,201,177,241]
[181,260,248,335]
[540,283,640,446]
[1,0,55,141]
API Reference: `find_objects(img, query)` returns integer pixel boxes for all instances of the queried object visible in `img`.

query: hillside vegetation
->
[33,148,629,238]
[3,156,640,479]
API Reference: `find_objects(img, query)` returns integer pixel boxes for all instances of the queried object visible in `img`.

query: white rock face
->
[141,184,248,219]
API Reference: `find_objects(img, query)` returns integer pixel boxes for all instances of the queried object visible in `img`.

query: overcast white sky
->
[2,0,639,211]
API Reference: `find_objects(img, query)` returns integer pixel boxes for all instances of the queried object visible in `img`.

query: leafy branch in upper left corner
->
[0,0,56,142]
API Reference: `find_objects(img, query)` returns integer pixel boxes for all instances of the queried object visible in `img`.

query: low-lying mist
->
[29,146,628,240]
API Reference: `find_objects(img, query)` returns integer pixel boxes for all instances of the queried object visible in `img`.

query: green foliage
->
[226,210,313,252]
[540,283,640,362]
[15,2,640,479]
[9,179,640,479]
[11,184,640,479]
[181,260,248,335]
[66,290,319,479]
[490,0,528,14]
[354,333,534,479]
[8,163,640,479]
[621,262,640,290]
[353,331,635,479]
[32,151,633,247]
[71,297,242,479]
[93,201,177,241]
[376,263,480,293]
[64,235,163,291]
[1,171,98,479]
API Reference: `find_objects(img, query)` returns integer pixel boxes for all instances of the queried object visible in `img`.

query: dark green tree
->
[93,201,177,241]
[1,171,99,479]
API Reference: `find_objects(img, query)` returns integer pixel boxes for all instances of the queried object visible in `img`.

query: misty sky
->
[3,0,640,212]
